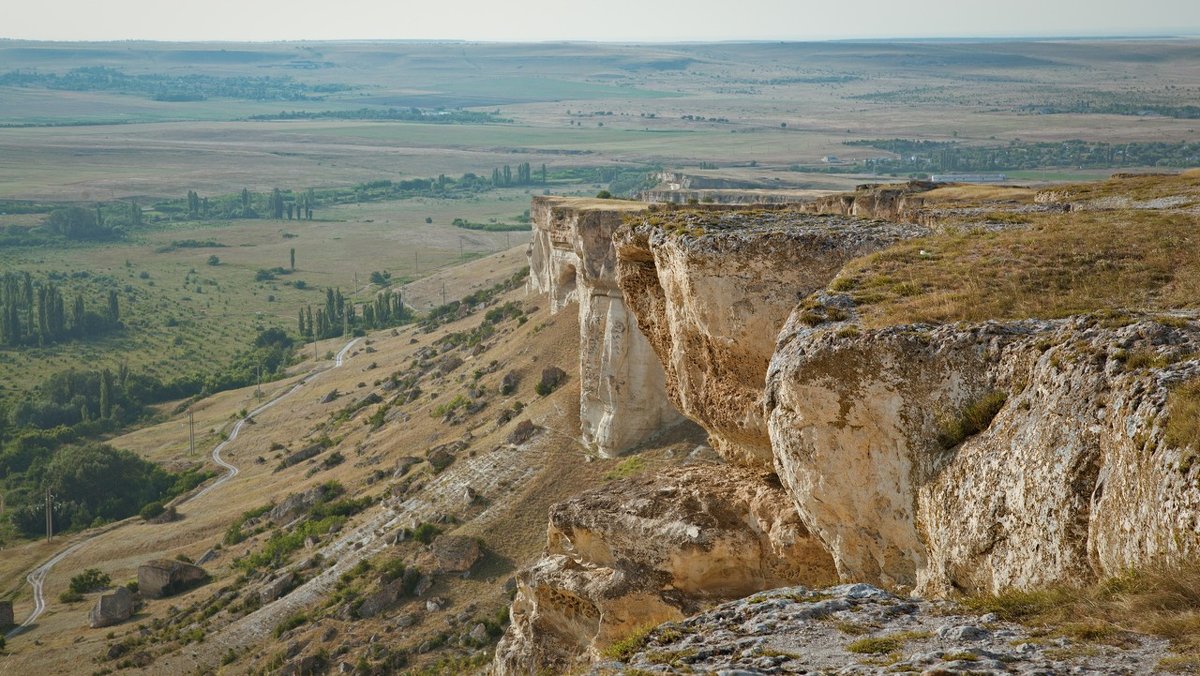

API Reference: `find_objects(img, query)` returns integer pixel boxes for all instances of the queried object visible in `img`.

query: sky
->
[2,0,1198,43]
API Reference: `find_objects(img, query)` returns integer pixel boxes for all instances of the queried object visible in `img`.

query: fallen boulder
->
[89,587,134,628]
[137,559,209,599]
[430,535,481,574]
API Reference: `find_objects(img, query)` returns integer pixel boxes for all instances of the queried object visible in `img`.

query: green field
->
[0,192,532,396]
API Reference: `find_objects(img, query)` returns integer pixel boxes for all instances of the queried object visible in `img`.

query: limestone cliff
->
[614,210,927,468]
[505,185,1200,673]
[528,196,682,456]
[492,464,836,675]
[767,313,1200,594]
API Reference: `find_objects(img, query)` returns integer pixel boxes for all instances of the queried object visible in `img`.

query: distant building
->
[930,173,1008,183]
[821,155,841,164]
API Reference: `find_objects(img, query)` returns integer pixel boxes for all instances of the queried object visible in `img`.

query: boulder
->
[506,419,537,445]
[277,444,324,470]
[259,572,296,604]
[137,559,209,599]
[356,578,407,619]
[500,370,520,395]
[89,587,134,628]
[427,447,455,473]
[393,456,422,477]
[270,485,326,524]
[538,366,566,393]
[430,535,481,574]
[0,599,14,629]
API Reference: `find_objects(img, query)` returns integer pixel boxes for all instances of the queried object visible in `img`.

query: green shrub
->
[412,522,440,544]
[139,501,165,520]
[70,568,111,594]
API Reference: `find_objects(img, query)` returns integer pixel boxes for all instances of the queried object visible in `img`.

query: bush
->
[412,522,441,544]
[139,501,165,521]
[70,568,111,594]
[59,589,84,603]
[595,190,613,199]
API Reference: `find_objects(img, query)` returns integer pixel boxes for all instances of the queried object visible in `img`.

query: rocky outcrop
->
[614,210,927,468]
[138,559,209,599]
[528,196,683,456]
[493,464,836,675]
[767,313,1200,594]
[795,181,935,222]
[89,587,135,628]
[595,584,1171,674]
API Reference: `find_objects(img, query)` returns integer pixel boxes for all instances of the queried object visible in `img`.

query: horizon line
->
[1,33,1199,45]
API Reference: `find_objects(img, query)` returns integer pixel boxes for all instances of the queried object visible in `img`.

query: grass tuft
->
[937,390,1007,449]
[602,623,658,661]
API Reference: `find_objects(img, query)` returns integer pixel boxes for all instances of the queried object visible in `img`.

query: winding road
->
[4,338,360,640]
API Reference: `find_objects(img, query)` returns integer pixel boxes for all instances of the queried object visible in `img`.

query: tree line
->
[0,272,121,346]
[298,288,412,341]
[490,162,545,187]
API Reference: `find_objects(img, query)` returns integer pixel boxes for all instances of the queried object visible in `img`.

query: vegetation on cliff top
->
[834,209,1200,328]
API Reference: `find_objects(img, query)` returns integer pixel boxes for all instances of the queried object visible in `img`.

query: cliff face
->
[492,464,836,675]
[767,313,1200,595]
[614,211,928,468]
[528,197,682,456]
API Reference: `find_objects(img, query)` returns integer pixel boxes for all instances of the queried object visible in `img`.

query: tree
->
[207,255,220,266]
[290,247,296,271]
[106,289,119,325]
[99,369,113,419]
[241,188,251,218]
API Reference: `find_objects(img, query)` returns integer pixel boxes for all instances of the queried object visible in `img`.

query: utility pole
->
[256,364,262,397]
[441,282,446,306]
[45,488,54,543]
[188,410,195,457]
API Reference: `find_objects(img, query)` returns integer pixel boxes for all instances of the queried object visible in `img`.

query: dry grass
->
[921,185,1037,204]
[1043,169,1200,202]
[961,560,1200,661]
[837,209,1200,327]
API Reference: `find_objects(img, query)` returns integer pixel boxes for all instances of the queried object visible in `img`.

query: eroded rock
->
[492,463,836,674]
[615,209,927,468]
[767,314,1200,594]
[528,196,683,456]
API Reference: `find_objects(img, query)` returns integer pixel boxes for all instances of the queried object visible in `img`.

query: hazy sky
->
[3,0,1198,42]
